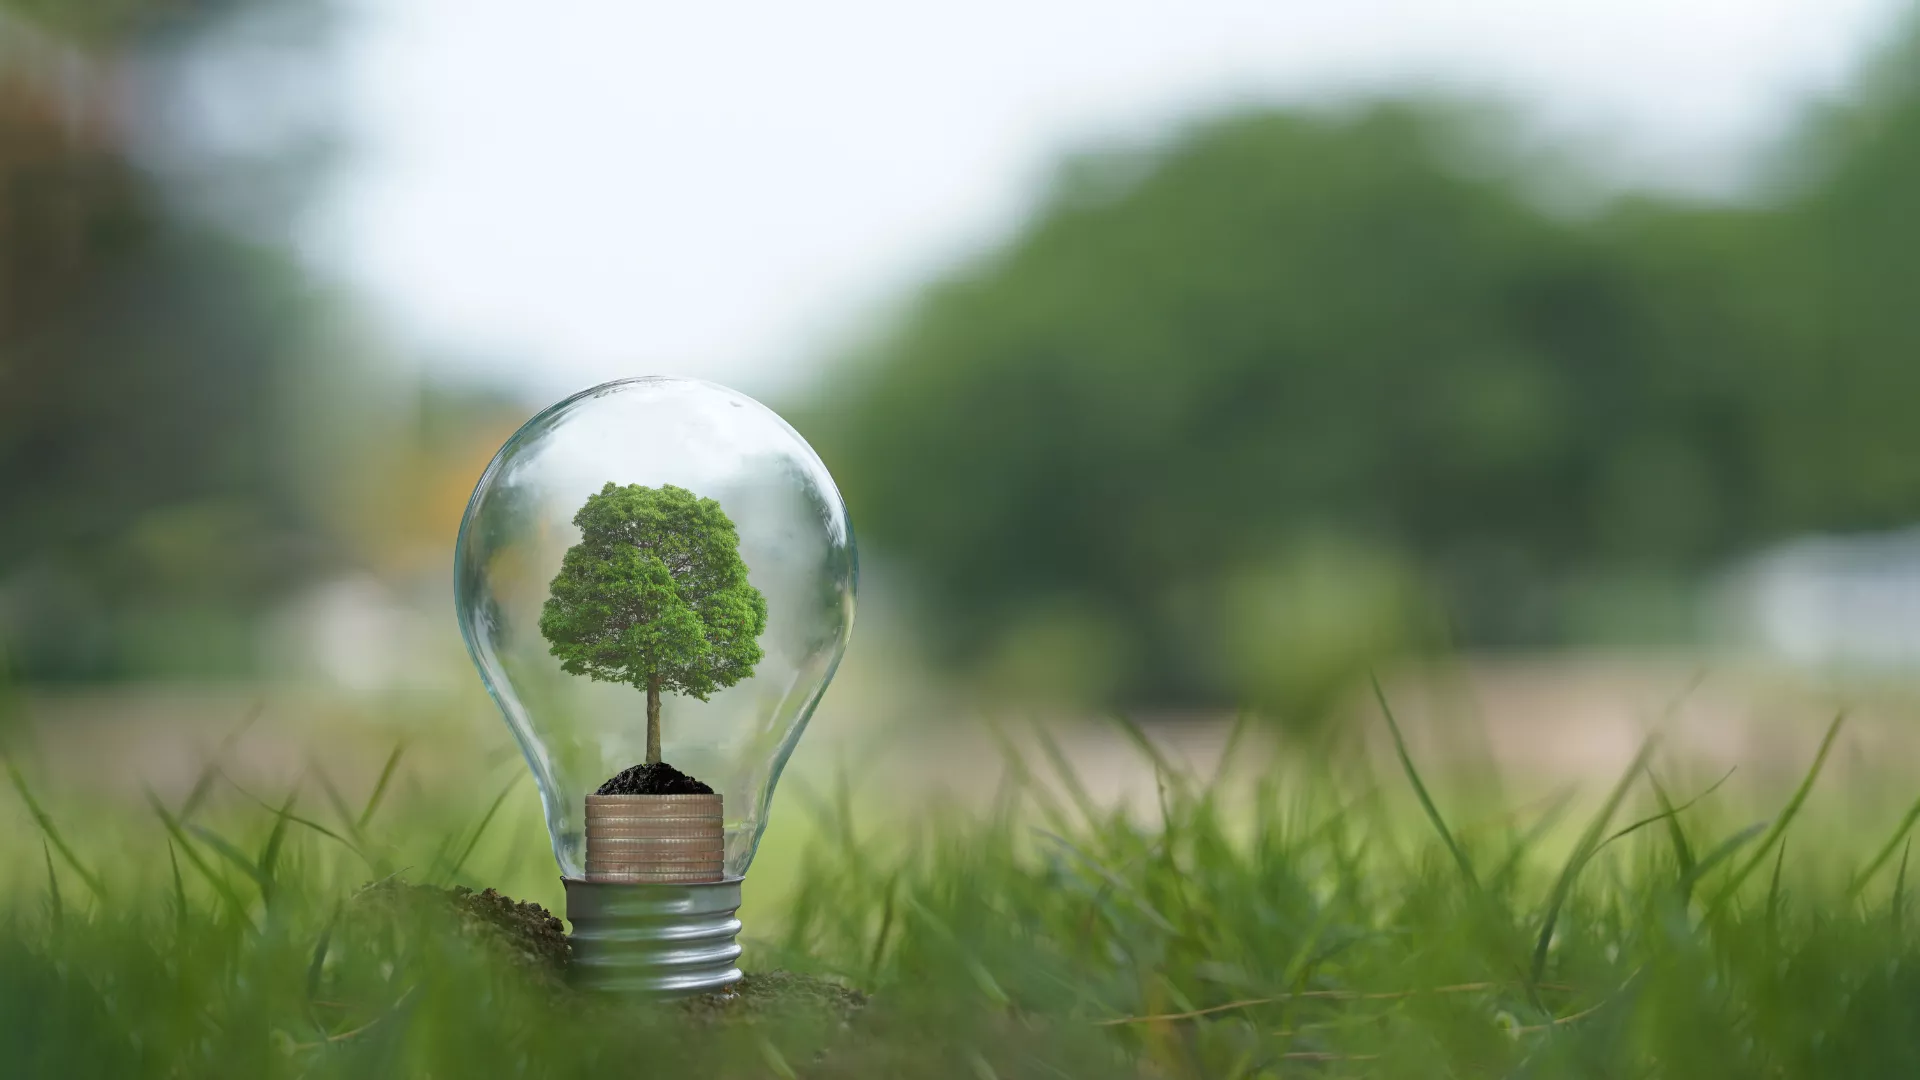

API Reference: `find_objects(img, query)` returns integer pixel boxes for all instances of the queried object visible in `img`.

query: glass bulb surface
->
[455,377,855,880]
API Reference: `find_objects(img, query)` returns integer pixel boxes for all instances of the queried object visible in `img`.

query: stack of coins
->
[584,793,724,883]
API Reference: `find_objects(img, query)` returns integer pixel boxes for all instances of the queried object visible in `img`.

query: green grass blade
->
[1583,766,1734,875]
[43,841,62,931]
[446,772,521,882]
[1705,712,1845,917]
[225,773,372,868]
[1605,768,1732,848]
[178,704,262,823]
[757,1034,799,1080]
[1645,769,1697,880]
[1490,787,1578,887]
[1276,891,1341,991]
[1765,837,1788,939]
[313,765,366,841]
[1213,708,1259,786]
[255,785,299,905]
[1848,790,1920,898]
[833,767,860,854]
[306,904,339,1012]
[1106,711,1192,797]
[1896,839,1912,935]
[1530,736,1657,987]
[5,756,105,899]
[176,766,223,828]
[1681,821,1768,900]
[358,742,408,831]
[168,841,188,936]
[1032,828,1179,935]
[1372,673,1477,888]
[982,718,1069,834]
[1032,719,1103,827]
[270,804,363,860]
[869,872,898,977]
[190,824,271,889]
[149,792,255,926]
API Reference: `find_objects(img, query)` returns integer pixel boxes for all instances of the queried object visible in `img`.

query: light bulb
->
[454,376,856,995]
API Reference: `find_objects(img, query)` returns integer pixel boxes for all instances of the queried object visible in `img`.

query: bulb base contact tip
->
[564,876,744,997]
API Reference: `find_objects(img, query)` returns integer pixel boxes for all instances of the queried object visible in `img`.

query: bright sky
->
[317,0,1905,401]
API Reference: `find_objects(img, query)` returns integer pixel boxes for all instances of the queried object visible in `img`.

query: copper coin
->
[587,860,723,868]
[579,834,721,841]
[587,814,722,827]
[586,807,722,818]
[586,851,724,863]
[586,859,725,872]
[588,831,720,844]
[586,839,720,853]
[583,860,721,868]
[586,847,725,861]
[587,794,721,809]
[583,868,725,880]
[587,811,721,821]
[586,855,726,867]
[587,823,723,835]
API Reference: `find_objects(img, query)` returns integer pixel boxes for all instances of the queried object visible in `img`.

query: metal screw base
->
[564,877,744,998]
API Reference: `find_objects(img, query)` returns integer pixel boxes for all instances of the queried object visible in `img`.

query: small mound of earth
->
[356,880,864,1022]
[354,881,571,984]
[447,886,572,974]
[680,970,868,1024]
[597,761,714,795]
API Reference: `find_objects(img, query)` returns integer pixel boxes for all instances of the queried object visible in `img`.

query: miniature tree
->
[540,483,768,765]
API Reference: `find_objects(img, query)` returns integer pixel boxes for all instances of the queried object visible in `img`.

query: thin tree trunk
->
[645,677,662,765]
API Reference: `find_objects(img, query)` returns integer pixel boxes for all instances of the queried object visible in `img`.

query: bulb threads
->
[565,877,744,997]
[583,793,725,883]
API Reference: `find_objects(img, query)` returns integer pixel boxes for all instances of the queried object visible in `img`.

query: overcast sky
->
[316,0,1906,401]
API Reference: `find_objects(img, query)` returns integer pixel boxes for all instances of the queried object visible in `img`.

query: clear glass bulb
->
[454,376,856,881]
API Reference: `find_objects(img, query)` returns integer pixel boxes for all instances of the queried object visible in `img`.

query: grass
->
[4,698,1920,1078]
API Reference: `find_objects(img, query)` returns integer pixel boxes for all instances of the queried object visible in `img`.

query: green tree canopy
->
[539,483,767,764]
[820,106,1657,705]
[808,40,1920,709]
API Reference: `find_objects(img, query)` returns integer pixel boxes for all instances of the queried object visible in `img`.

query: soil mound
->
[596,762,714,795]
[354,881,570,982]
[355,880,866,1019]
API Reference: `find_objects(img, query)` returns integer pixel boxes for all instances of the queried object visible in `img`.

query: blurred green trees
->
[814,24,1920,709]
[0,2,353,679]
[11,0,1920,704]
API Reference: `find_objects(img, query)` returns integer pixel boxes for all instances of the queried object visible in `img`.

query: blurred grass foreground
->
[11,694,1920,1077]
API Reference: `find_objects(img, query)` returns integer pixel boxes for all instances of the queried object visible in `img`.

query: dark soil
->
[596,761,714,795]
[357,880,864,1022]
[680,970,868,1025]
[352,880,572,986]
[445,885,573,974]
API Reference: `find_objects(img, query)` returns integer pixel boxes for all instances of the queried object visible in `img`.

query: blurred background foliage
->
[813,41,1920,710]
[5,0,1920,716]
[0,0,522,682]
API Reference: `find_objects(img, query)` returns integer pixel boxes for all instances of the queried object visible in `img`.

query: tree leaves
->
[538,483,768,701]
